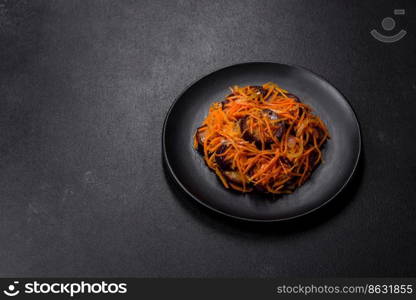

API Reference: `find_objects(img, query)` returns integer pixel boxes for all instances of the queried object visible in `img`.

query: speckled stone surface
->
[0,0,415,277]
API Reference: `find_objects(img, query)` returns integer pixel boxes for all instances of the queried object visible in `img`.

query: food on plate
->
[193,82,329,194]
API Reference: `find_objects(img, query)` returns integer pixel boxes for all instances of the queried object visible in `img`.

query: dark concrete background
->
[0,0,415,277]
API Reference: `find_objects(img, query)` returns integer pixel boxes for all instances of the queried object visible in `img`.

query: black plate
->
[163,62,361,222]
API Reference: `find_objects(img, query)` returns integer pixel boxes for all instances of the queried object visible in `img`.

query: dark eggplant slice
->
[215,144,232,171]
[238,116,247,133]
[279,156,293,167]
[254,183,267,193]
[284,92,300,103]
[223,171,244,186]
[250,85,267,97]
[262,109,279,120]
[221,99,230,110]
[239,116,255,143]
[195,125,208,154]
[284,177,297,190]
[275,121,287,139]
[309,150,319,166]
[226,92,235,99]
[242,110,282,144]
[314,126,326,141]
[239,115,274,150]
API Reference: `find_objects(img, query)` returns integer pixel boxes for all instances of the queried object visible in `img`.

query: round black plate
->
[163,62,361,222]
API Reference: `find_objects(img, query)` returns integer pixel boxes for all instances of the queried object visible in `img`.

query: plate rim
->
[162,61,362,222]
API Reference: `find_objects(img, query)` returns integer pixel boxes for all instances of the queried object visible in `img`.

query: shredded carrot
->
[194,82,330,194]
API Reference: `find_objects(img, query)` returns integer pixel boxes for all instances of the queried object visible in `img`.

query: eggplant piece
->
[240,114,289,147]
[262,109,279,120]
[315,126,326,141]
[226,92,235,99]
[279,156,293,167]
[215,144,232,171]
[287,136,297,148]
[222,92,235,106]
[239,115,275,150]
[195,125,208,154]
[221,99,230,110]
[284,177,298,190]
[239,116,262,145]
[223,170,244,186]
[309,150,319,166]
[275,121,287,140]
[239,116,255,143]
[250,85,267,97]
[284,92,300,103]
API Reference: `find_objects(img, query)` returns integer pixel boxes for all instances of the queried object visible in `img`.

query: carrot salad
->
[194,82,329,194]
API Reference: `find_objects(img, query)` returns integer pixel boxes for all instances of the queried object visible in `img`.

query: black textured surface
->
[163,62,361,221]
[0,0,415,277]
